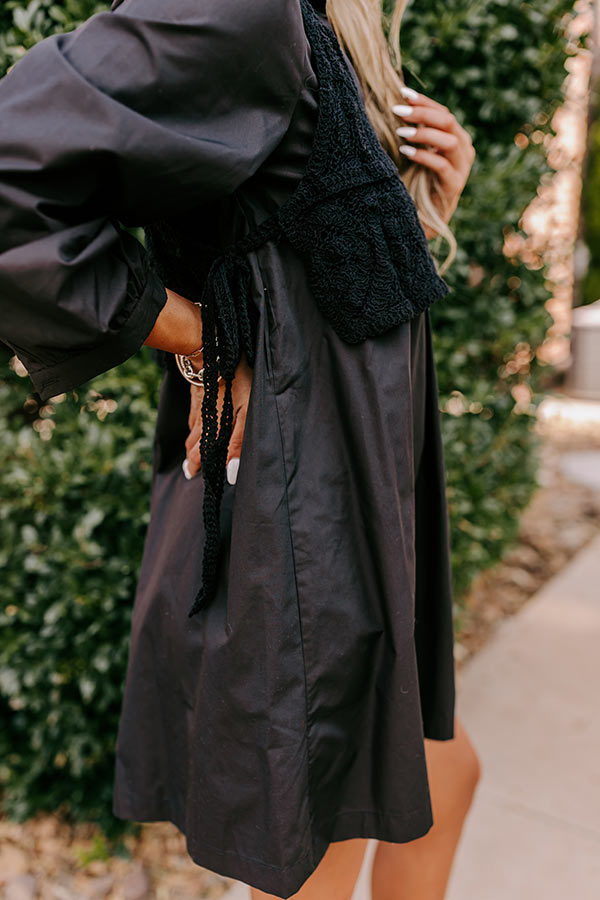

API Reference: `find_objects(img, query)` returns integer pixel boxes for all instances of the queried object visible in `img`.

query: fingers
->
[396,145,458,181]
[184,424,202,455]
[184,423,203,478]
[188,384,203,431]
[183,354,253,483]
[182,403,247,482]
[395,124,460,153]
[397,84,455,115]
[393,103,460,137]
[392,92,475,199]
[400,90,475,163]
[227,404,247,465]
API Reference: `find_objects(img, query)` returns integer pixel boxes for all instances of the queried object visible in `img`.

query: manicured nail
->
[392,104,413,117]
[396,126,417,137]
[227,457,240,485]
[182,458,193,480]
[399,85,419,102]
[399,145,417,157]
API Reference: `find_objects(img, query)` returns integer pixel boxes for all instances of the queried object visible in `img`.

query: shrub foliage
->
[0,0,583,838]
[395,0,579,595]
[0,349,160,839]
[581,82,600,306]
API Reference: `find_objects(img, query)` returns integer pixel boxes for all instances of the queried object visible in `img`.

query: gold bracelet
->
[174,301,222,387]
[175,352,204,386]
[175,353,223,386]
[175,354,223,386]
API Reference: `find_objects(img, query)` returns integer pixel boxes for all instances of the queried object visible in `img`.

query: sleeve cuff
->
[23,266,168,402]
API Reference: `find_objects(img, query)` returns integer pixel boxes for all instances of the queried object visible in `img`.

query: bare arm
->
[143,289,203,356]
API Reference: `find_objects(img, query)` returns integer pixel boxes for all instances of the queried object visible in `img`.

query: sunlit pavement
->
[444,530,600,899]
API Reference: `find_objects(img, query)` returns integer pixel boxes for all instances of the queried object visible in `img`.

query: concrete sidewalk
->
[445,530,600,899]
[225,532,600,900]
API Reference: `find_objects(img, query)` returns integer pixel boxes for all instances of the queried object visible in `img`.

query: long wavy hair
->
[326,0,457,273]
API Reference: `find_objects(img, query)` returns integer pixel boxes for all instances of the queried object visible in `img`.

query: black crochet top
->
[143,0,450,619]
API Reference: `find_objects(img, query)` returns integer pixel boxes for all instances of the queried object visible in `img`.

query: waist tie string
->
[187,215,282,618]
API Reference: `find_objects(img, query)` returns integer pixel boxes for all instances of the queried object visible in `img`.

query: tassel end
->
[188,590,206,618]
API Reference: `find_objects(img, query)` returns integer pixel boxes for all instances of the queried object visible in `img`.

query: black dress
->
[0,1,455,897]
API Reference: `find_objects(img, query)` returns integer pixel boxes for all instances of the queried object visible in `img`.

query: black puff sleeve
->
[0,0,307,400]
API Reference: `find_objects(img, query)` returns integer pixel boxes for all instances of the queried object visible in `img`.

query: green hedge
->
[397,0,579,596]
[0,0,583,840]
[581,82,600,306]
[0,350,160,839]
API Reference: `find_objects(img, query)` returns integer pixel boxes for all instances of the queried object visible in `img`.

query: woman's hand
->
[142,285,252,483]
[392,86,475,238]
[183,352,254,483]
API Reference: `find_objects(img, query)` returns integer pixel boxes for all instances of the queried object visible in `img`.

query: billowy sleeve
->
[0,0,307,400]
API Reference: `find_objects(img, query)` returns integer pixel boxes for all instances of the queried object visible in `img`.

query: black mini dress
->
[0,1,455,897]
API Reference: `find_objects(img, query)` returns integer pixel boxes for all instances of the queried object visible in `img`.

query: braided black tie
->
[187,251,256,618]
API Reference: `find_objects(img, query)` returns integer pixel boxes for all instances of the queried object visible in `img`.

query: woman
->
[0,1,479,898]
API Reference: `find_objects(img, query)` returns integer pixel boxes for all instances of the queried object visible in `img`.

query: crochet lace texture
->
[143,0,450,619]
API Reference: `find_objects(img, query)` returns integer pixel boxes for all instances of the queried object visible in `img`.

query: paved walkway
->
[225,531,600,900]
[445,530,600,899]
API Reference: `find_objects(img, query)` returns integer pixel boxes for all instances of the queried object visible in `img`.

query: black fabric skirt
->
[112,249,456,897]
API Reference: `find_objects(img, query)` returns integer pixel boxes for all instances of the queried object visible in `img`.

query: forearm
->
[143,288,203,356]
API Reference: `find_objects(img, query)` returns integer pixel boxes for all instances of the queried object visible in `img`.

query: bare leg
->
[249,837,370,900]
[371,715,481,900]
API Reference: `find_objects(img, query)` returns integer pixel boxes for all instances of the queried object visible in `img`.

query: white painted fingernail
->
[396,126,417,137]
[226,457,240,485]
[182,458,193,480]
[392,104,413,117]
[399,145,417,157]
[399,86,419,102]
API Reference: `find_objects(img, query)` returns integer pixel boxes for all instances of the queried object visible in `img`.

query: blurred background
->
[0,1,599,899]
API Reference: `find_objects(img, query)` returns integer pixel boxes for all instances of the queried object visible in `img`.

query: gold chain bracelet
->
[174,302,222,387]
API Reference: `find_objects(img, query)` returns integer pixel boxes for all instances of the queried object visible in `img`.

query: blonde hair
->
[326,0,457,274]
